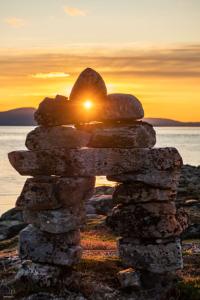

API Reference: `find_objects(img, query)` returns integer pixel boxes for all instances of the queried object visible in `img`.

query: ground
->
[0,217,200,299]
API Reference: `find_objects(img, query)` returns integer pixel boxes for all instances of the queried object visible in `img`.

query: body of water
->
[0,126,200,215]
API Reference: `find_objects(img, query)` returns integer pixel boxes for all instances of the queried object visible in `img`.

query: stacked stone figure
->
[8,68,187,299]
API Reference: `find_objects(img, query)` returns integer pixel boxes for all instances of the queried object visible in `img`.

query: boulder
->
[15,260,74,288]
[118,238,183,273]
[23,208,85,233]
[117,268,141,289]
[0,219,26,241]
[94,185,114,196]
[113,182,176,205]
[104,94,144,121]
[8,147,182,177]
[86,195,114,215]
[69,68,107,102]
[26,126,91,150]
[177,165,200,205]
[19,225,82,266]
[0,207,23,221]
[16,177,95,210]
[77,122,155,148]
[106,202,184,238]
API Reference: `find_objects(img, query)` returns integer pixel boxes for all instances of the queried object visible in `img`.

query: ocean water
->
[0,126,200,216]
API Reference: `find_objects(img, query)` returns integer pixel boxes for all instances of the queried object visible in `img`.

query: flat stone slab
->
[118,238,183,273]
[106,202,184,238]
[107,169,181,190]
[26,126,91,150]
[19,225,82,266]
[117,268,141,289]
[113,182,177,204]
[23,208,85,233]
[34,94,144,126]
[77,122,156,148]
[16,177,95,210]
[8,147,182,177]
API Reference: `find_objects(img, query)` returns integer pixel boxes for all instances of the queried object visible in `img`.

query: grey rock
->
[104,94,144,121]
[0,219,26,241]
[107,169,181,190]
[87,195,114,215]
[21,292,86,300]
[69,68,107,102]
[19,225,82,266]
[106,202,184,238]
[94,185,114,196]
[118,238,183,273]
[181,223,200,239]
[26,126,91,150]
[113,182,176,205]
[16,177,95,210]
[8,147,182,177]
[0,207,23,221]
[177,165,200,204]
[15,260,74,288]
[77,122,155,148]
[23,208,85,233]
[117,268,141,289]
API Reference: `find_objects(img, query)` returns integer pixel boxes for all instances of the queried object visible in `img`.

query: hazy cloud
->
[31,72,70,79]
[64,6,87,16]
[0,44,200,78]
[4,17,25,28]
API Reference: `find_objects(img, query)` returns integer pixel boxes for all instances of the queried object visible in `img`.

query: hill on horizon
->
[0,107,199,127]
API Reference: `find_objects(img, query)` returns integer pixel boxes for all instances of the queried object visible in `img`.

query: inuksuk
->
[8,68,187,299]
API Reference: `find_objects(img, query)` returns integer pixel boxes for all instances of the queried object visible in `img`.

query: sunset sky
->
[0,0,200,121]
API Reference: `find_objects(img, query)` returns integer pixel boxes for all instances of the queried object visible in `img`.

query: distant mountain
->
[144,118,200,127]
[0,108,36,126]
[0,108,199,126]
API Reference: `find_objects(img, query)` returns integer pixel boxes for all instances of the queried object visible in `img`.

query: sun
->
[83,100,93,110]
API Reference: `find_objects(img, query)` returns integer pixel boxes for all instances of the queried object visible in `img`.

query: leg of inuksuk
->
[106,142,187,297]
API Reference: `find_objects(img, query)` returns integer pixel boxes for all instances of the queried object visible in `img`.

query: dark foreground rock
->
[0,208,26,241]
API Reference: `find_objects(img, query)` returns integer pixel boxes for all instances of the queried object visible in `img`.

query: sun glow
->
[83,100,93,110]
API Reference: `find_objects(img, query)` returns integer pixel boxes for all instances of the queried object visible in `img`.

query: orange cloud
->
[64,6,87,16]
[4,17,25,28]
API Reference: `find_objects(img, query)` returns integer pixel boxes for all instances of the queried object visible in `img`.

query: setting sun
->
[83,100,93,110]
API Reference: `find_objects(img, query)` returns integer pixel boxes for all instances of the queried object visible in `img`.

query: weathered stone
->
[107,169,181,190]
[0,207,23,221]
[19,225,82,266]
[117,268,141,289]
[23,208,85,233]
[16,177,95,210]
[86,195,114,215]
[8,147,182,177]
[0,219,26,241]
[69,68,107,102]
[15,260,76,289]
[104,94,144,121]
[113,182,176,205]
[118,238,183,273]
[77,122,155,148]
[26,126,91,150]
[106,202,184,238]
[177,165,200,204]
